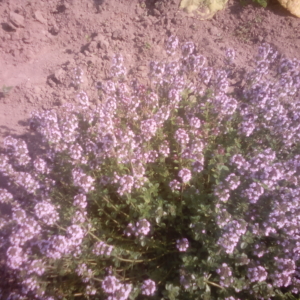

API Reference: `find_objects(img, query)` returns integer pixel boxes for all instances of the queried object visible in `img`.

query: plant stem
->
[204,280,224,289]
[88,231,103,243]
[103,195,129,218]
[114,250,172,264]
[114,256,144,263]
[55,223,66,231]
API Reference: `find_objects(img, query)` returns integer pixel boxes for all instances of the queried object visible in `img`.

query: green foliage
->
[253,0,268,7]
[1,85,13,98]
[239,0,268,7]
[2,42,300,300]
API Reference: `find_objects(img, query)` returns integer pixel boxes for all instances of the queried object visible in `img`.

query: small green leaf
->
[254,0,267,7]
[240,242,247,249]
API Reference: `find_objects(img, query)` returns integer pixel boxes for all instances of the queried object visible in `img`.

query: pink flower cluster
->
[124,219,151,238]
[102,275,132,300]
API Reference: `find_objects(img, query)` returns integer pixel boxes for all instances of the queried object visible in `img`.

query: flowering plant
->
[1,37,300,300]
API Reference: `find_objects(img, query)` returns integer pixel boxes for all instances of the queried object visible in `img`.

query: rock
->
[54,68,66,83]
[3,22,16,31]
[135,4,144,15]
[22,31,31,43]
[87,41,98,53]
[258,35,264,42]
[209,26,221,37]
[9,12,25,28]
[94,34,109,51]
[49,24,59,36]
[277,0,300,18]
[180,0,228,20]
[137,65,147,72]
[26,94,34,104]
[33,86,41,94]
[112,30,123,40]
[153,9,161,16]
[34,11,47,25]
[142,17,153,28]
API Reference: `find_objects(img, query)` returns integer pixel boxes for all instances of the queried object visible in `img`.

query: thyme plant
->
[1,37,300,300]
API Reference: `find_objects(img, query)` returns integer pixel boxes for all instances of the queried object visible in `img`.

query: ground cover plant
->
[1,37,300,300]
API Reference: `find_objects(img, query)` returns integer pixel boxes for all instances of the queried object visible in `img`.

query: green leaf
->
[197,277,206,289]
[220,165,229,171]
[165,284,180,300]
[167,204,177,216]
[240,242,247,249]
[254,0,267,7]
[129,287,140,300]
[202,287,211,300]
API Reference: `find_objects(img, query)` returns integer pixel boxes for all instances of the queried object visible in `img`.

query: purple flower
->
[181,41,195,57]
[45,235,71,259]
[107,283,132,300]
[124,219,151,238]
[6,246,28,270]
[76,91,89,107]
[86,285,97,295]
[169,179,181,191]
[34,200,59,225]
[116,175,135,196]
[180,272,196,289]
[159,141,170,157]
[72,168,94,193]
[175,128,189,146]
[216,263,233,287]
[214,184,230,203]
[33,157,49,174]
[178,168,192,183]
[76,263,93,283]
[93,241,114,256]
[69,143,84,161]
[166,35,179,56]
[26,259,45,276]
[12,207,27,225]
[247,265,268,283]
[217,220,247,254]
[224,173,240,190]
[135,219,151,237]
[73,194,87,210]
[9,218,41,246]
[176,238,189,252]
[141,279,156,296]
[102,275,121,294]
[225,48,236,63]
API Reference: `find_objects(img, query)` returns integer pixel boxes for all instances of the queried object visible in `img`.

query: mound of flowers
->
[1,37,300,300]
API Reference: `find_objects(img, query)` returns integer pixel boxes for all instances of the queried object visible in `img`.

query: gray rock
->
[153,9,161,16]
[54,68,65,83]
[209,26,221,37]
[22,31,31,43]
[34,11,47,25]
[49,24,59,35]
[9,12,25,28]
[135,4,144,15]
[112,30,123,40]
[137,65,147,71]
[88,41,98,53]
[93,34,109,51]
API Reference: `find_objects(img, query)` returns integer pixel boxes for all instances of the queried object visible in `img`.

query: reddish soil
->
[0,0,300,144]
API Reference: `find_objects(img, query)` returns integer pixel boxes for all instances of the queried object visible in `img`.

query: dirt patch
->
[0,0,300,143]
